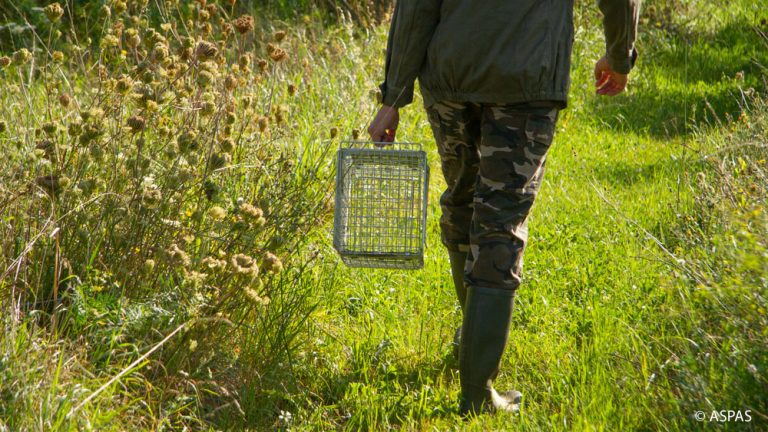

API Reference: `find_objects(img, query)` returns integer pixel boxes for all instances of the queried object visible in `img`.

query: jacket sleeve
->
[379,0,442,108]
[598,0,641,74]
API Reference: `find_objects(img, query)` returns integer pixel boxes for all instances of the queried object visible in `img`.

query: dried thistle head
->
[141,186,162,206]
[329,127,338,139]
[0,121,6,133]
[231,253,258,277]
[167,244,191,268]
[273,30,286,42]
[238,202,263,220]
[207,206,226,221]
[269,47,288,62]
[262,252,283,273]
[257,58,268,72]
[52,51,65,63]
[44,3,65,23]
[195,40,218,61]
[257,116,269,132]
[238,53,251,69]
[42,122,58,136]
[208,152,231,170]
[113,0,127,14]
[124,28,141,49]
[127,115,145,133]
[0,56,10,68]
[13,49,32,66]
[287,83,297,96]
[35,175,70,195]
[219,137,235,153]
[233,14,254,34]
[58,93,71,108]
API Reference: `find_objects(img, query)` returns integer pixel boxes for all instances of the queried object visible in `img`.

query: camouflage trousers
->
[426,101,559,292]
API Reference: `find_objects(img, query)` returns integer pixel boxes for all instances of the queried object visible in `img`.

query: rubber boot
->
[458,285,522,416]
[448,250,468,360]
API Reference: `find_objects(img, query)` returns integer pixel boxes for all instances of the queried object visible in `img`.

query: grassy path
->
[282,2,765,430]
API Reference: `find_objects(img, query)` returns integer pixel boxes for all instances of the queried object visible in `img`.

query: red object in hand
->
[385,129,395,142]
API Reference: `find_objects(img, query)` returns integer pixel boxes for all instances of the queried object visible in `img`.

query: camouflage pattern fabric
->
[426,101,559,291]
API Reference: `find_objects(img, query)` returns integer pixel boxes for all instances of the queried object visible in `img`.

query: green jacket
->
[380,0,641,108]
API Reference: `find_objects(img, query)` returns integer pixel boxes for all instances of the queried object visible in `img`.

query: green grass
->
[1,0,766,430]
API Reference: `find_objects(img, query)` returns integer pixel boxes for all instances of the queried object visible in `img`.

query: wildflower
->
[142,259,156,273]
[273,30,286,42]
[189,340,198,351]
[13,48,32,66]
[195,40,218,61]
[231,253,258,277]
[0,56,10,68]
[127,115,145,133]
[262,252,283,273]
[167,244,191,268]
[233,14,254,34]
[207,205,227,220]
[141,186,162,206]
[238,202,263,220]
[52,51,64,63]
[44,3,65,23]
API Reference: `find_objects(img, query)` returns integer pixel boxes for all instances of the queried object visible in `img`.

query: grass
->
[1,0,766,430]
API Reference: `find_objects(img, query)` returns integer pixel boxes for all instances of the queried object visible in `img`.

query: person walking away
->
[368,0,641,416]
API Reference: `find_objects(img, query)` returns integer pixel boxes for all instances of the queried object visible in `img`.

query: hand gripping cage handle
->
[333,141,429,269]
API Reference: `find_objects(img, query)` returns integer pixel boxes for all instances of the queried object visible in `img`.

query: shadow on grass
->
[589,20,768,138]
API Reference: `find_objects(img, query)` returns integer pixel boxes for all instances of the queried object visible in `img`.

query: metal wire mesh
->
[333,141,429,269]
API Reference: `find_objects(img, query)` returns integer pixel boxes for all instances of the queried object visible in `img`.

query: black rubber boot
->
[448,250,468,361]
[458,285,521,416]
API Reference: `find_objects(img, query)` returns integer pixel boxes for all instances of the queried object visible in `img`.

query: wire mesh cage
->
[333,141,430,269]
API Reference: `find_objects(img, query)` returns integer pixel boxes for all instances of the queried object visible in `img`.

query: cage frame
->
[333,140,430,269]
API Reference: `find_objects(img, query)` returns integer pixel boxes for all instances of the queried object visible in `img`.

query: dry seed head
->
[42,122,58,135]
[0,56,10,68]
[262,252,283,273]
[99,4,111,18]
[244,288,270,306]
[207,205,226,220]
[44,3,65,23]
[238,53,251,68]
[13,49,32,66]
[0,121,6,133]
[269,47,288,62]
[167,244,191,268]
[257,116,269,132]
[141,259,156,273]
[141,186,162,206]
[198,9,210,22]
[125,28,141,49]
[219,137,235,153]
[238,202,263,220]
[231,253,258,277]
[224,74,237,91]
[58,93,71,108]
[127,115,146,133]
[52,51,64,63]
[113,0,127,14]
[35,175,70,195]
[233,14,254,34]
[208,152,231,169]
[352,129,360,139]
[195,40,218,61]
[257,58,268,71]
[287,83,297,96]
[273,30,286,42]
[201,256,226,272]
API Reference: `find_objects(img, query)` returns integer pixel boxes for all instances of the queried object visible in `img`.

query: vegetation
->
[0,0,766,430]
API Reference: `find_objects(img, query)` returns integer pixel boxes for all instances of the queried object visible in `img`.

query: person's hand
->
[368,105,399,143]
[594,56,628,96]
